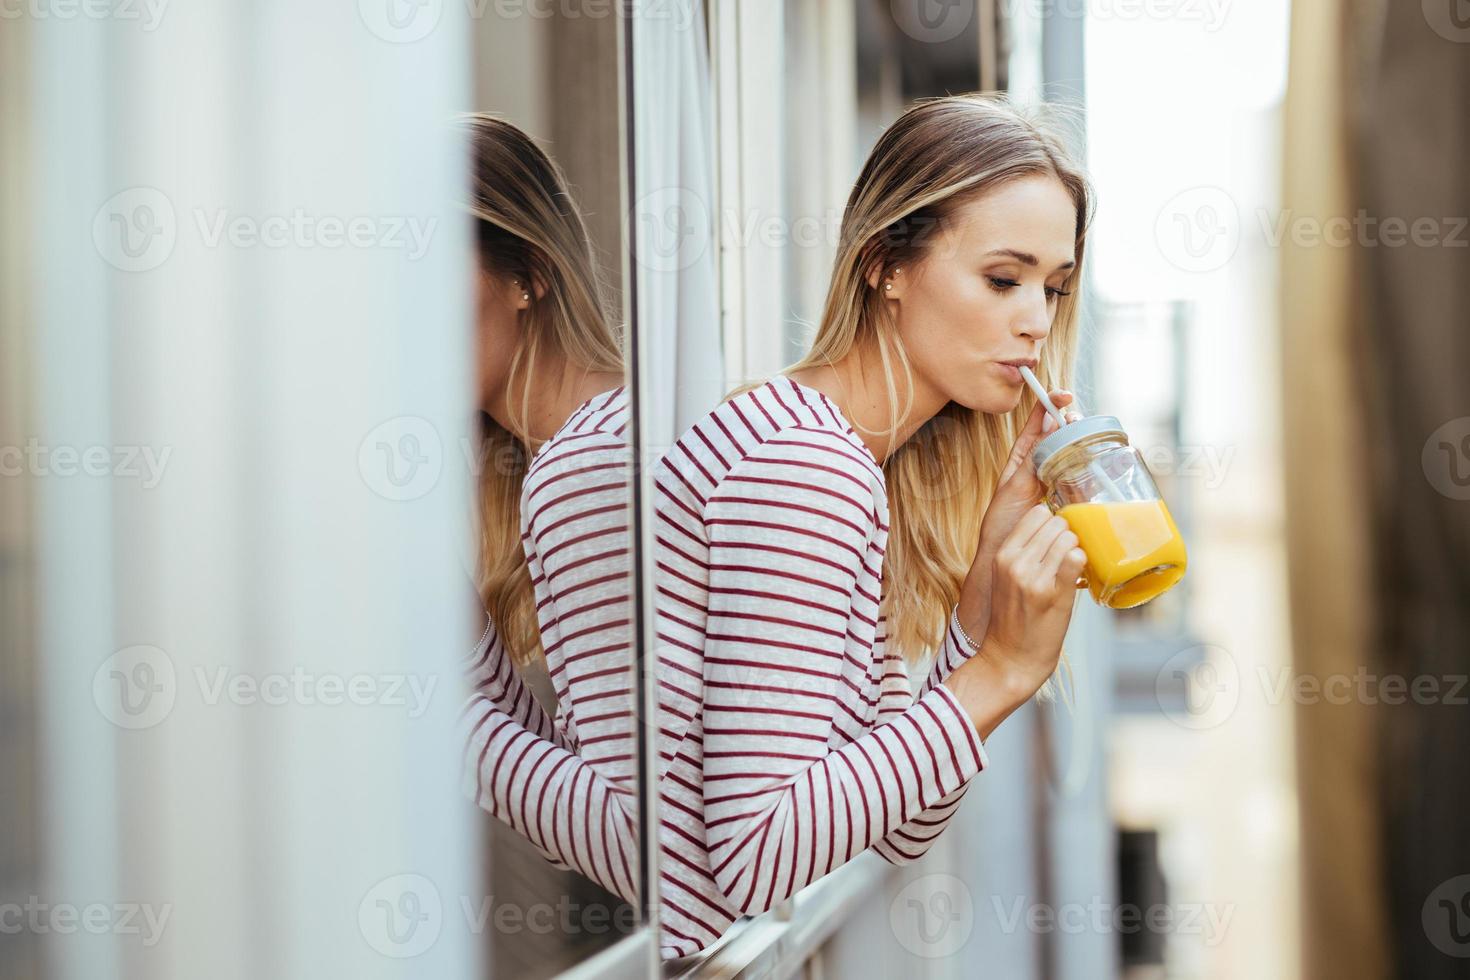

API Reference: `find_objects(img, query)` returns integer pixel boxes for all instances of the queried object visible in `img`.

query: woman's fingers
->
[1038,390,1077,435]
[998,504,1055,559]
[1013,511,1070,564]
[1038,523,1080,574]
[999,390,1075,486]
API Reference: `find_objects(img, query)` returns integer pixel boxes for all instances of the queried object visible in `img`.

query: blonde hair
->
[784,95,1095,691]
[465,113,623,666]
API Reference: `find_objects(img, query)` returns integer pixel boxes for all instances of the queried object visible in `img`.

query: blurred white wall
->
[28,4,477,977]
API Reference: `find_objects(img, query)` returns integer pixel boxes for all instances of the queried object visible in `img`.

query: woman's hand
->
[944,504,1087,739]
[954,390,1083,639]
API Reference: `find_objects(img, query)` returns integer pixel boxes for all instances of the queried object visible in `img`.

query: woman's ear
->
[507,274,532,311]
[870,264,905,300]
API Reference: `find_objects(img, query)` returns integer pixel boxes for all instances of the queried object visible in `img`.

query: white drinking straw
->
[1018,364,1069,431]
[1018,365,1126,503]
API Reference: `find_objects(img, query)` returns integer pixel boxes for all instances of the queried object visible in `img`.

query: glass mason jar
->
[1031,415,1188,609]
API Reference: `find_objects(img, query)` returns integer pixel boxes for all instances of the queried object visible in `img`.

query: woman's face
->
[885,174,1077,415]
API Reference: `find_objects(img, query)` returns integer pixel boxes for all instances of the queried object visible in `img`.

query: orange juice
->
[1058,500,1188,609]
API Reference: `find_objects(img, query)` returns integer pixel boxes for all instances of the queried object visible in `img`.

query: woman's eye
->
[986,276,1020,291]
[1046,285,1073,300]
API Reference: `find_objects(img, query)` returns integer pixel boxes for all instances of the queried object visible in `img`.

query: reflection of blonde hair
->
[464,113,623,666]
[787,95,1094,686]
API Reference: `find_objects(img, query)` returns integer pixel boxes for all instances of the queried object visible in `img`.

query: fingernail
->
[1043,415,1057,433]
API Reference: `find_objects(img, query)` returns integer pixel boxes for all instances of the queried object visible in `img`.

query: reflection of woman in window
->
[652,95,1090,958]
[456,115,638,904]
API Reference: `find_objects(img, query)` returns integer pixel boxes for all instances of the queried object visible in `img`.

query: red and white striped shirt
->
[461,387,640,904]
[650,375,987,958]
[462,378,988,961]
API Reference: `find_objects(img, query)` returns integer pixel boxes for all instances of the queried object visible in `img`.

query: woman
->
[650,94,1091,958]
[456,114,640,906]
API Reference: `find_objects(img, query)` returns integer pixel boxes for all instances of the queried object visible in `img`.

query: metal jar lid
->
[1031,415,1127,478]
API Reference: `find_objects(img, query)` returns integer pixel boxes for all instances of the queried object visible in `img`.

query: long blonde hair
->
[465,113,623,666]
[787,94,1095,670]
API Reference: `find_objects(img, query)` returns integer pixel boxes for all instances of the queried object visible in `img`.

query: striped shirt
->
[461,378,988,961]
[649,375,987,958]
[460,387,640,905]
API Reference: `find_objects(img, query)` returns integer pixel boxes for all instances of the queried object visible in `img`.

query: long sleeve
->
[870,610,988,865]
[461,612,562,746]
[919,607,982,697]
[460,696,636,899]
[460,419,639,901]
[698,432,986,914]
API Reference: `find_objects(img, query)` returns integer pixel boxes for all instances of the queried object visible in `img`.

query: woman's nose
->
[1016,288,1053,342]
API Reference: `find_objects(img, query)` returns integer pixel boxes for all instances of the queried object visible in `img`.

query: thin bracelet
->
[470,612,493,658]
[951,606,981,652]
[947,607,987,748]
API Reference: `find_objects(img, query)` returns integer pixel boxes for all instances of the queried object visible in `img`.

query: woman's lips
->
[995,362,1024,385]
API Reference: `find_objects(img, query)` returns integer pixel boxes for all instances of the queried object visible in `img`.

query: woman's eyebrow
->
[984,247,1076,272]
